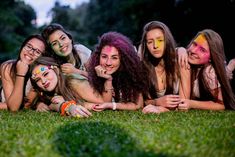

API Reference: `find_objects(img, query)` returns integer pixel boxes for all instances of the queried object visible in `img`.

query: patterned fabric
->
[69,73,88,80]
[193,65,221,98]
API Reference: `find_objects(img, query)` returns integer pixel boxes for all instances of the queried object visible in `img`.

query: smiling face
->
[146,28,165,58]
[32,65,58,92]
[20,38,45,65]
[99,46,121,75]
[188,34,211,65]
[48,30,73,57]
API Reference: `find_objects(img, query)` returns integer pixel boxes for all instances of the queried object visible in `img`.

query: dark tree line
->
[0,0,234,62]
[49,0,234,60]
[0,0,38,62]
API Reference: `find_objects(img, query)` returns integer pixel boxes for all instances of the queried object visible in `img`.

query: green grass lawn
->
[0,110,235,157]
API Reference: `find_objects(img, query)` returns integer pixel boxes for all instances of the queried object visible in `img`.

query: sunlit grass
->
[0,110,234,157]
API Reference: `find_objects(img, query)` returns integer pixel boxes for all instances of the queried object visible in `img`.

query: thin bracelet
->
[112,102,117,110]
[105,88,114,93]
[16,74,25,77]
[107,77,113,81]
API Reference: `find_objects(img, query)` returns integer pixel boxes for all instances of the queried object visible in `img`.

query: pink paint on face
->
[188,34,211,65]
[99,46,120,75]
[102,45,113,53]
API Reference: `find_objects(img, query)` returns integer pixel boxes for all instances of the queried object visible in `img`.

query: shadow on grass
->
[52,121,178,157]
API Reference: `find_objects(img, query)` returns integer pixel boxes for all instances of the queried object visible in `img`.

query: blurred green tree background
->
[0,0,234,62]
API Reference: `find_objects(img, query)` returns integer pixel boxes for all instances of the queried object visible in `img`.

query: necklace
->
[158,70,165,84]
[155,66,165,83]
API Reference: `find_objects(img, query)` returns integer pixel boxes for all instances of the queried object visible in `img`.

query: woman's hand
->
[226,59,235,79]
[142,104,169,114]
[178,99,190,111]
[67,105,92,118]
[16,60,29,76]
[95,65,112,79]
[177,47,190,69]
[92,103,112,112]
[61,63,76,74]
[156,95,181,108]
[36,102,50,112]
[51,95,65,105]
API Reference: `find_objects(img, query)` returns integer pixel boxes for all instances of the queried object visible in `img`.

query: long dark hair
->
[140,21,179,98]
[188,29,235,109]
[29,56,82,105]
[87,32,149,103]
[1,34,46,95]
[41,23,82,68]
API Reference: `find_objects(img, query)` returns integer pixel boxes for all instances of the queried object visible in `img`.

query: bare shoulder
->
[1,60,15,80]
[70,78,89,86]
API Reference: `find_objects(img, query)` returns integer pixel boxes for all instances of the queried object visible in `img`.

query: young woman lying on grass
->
[41,23,91,77]
[178,29,235,110]
[138,21,190,114]
[87,32,149,111]
[29,56,104,118]
[0,34,46,111]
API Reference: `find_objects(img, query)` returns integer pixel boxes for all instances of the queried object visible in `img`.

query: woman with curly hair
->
[87,32,149,111]
[178,29,235,110]
[139,21,190,114]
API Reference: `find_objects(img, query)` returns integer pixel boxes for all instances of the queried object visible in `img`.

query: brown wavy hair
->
[29,56,82,105]
[188,29,235,109]
[1,34,46,100]
[140,21,179,99]
[87,32,149,103]
[41,23,82,68]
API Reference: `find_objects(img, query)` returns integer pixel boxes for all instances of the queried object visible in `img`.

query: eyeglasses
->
[23,44,43,56]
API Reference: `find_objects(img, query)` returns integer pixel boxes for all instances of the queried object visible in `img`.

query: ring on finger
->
[76,114,81,118]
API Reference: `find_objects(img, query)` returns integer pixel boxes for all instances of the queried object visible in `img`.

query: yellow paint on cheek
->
[194,34,207,46]
[154,39,164,49]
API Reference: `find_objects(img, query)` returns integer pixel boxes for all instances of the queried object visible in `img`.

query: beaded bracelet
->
[60,100,76,116]
[59,101,65,114]
[65,103,77,116]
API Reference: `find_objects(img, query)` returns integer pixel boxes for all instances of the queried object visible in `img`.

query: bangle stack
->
[60,100,76,116]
